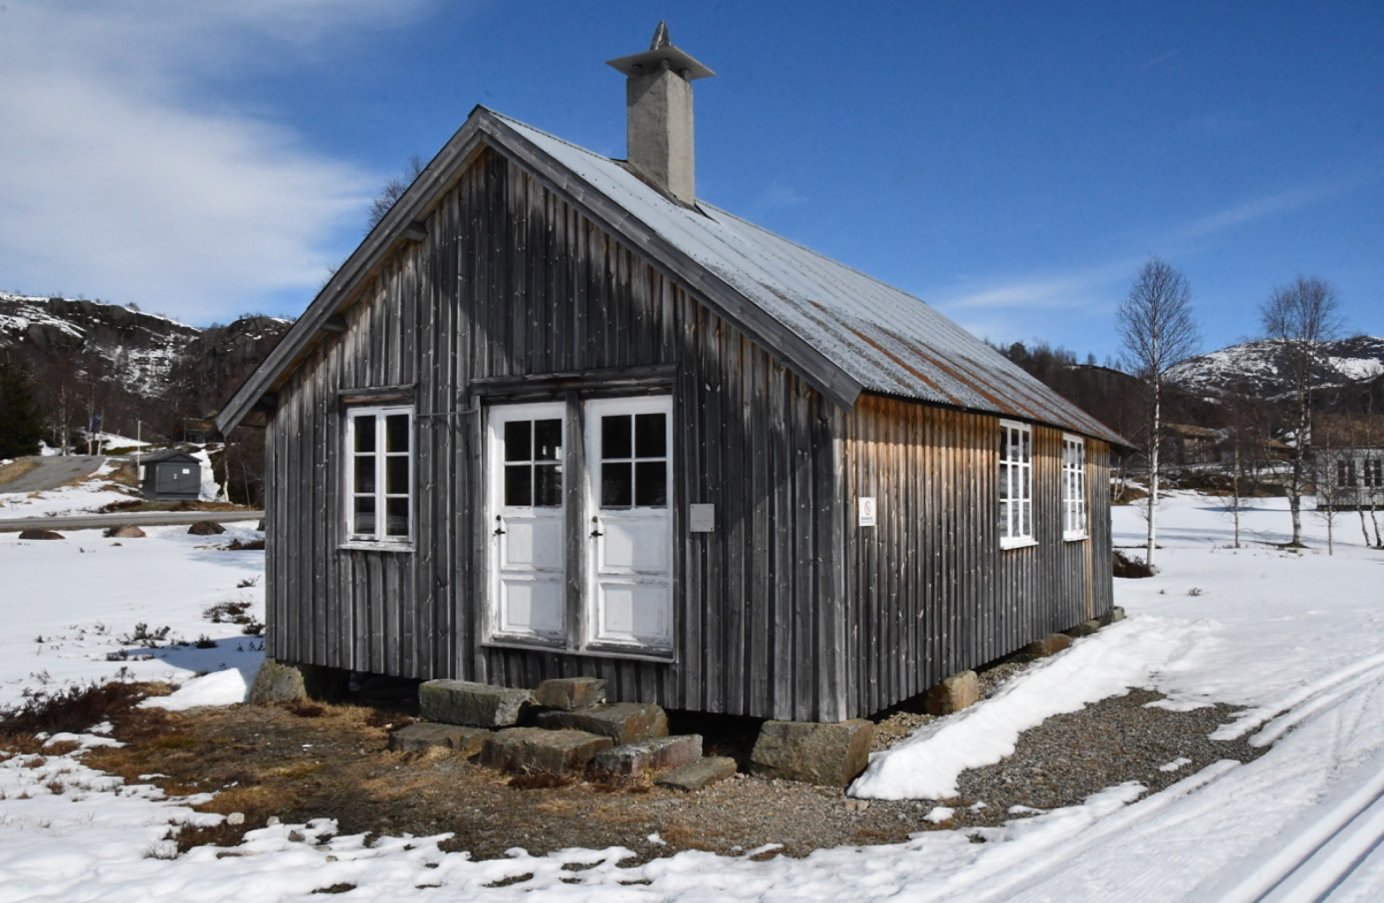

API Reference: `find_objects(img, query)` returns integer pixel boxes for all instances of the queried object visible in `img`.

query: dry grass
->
[97,499,254,514]
[0,457,40,486]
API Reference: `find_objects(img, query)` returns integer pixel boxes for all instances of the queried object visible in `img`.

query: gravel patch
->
[72,661,1267,866]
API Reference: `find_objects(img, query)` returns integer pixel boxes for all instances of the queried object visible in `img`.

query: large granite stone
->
[248,658,348,704]
[925,670,980,716]
[533,677,606,711]
[656,757,738,792]
[388,722,490,755]
[588,734,702,779]
[479,727,612,777]
[534,702,668,745]
[1022,633,1073,659]
[418,679,532,728]
[750,719,874,787]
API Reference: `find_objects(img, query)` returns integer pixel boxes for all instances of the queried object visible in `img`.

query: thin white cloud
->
[1173,181,1351,242]
[0,1,436,323]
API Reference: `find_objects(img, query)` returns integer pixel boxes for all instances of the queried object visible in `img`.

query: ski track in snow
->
[0,484,1382,900]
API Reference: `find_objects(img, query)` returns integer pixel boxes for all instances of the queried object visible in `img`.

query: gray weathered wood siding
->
[841,395,1113,716]
[264,143,1116,722]
[266,146,850,721]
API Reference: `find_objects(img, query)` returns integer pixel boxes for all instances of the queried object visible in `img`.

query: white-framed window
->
[999,420,1034,549]
[1062,434,1088,541]
[345,405,413,545]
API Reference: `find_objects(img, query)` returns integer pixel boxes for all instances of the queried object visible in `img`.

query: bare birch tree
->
[1116,256,1200,569]
[367,154,427,231]
[1260,276,1343,546]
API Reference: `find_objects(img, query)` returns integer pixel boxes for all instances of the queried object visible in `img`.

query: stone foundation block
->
[589,734,702,779]
[534,702,668,745]
[1022,633,1073,659]
[750,719,874,787]
[248,659,349,704]
[656,757,738,792]
[925,670,980,716]
[419,679,532,728]
[1066,618,1102,638]
[1101,606,1127,625]
[533,677,606,711]
[18,529,64,540]
[187,520,226,535]
[479,727,612,777]
[388,722,490,755]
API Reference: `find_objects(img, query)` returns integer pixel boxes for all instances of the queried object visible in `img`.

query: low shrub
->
[0,681,150,738]
[1113,550,1155,579]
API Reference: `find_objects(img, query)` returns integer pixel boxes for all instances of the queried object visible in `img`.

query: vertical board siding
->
[842,396,1113,717]
[266,148,849,720]
[264,146,1114,720]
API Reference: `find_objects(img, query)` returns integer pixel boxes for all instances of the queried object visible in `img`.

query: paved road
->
[0,510,264,533]
[0,455,107,493]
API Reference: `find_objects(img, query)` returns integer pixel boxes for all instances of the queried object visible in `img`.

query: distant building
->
[139,449,202,501]
[1315,448,1384,510]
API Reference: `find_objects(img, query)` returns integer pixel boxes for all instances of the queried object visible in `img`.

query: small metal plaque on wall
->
[689,504,715,533]
[858,497,877,527]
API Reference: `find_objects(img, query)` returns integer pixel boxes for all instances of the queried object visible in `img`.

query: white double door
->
[487,397,672,652]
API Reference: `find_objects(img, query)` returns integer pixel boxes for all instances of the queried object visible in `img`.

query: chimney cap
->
[607,21,715,81]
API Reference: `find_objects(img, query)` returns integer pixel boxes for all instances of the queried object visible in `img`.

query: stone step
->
[419,679,533,728]
[588,734,702,780]
[533,677,606,711]
[388,722,490,756]
[534,702,668,745]
[479,727,612,777]
[656,757,738,792]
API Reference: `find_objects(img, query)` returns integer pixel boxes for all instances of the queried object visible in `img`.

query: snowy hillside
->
[1169,335,1384,399]
[0,292,199,399]
[0,292,292,436]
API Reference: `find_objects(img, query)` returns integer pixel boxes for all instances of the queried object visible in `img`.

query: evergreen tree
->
[0,355,44,458]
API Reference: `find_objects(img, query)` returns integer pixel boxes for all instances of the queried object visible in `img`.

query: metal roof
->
[492,112,1126,446]
[218,106,1126,447]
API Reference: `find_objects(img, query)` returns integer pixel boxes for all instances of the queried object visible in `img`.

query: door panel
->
[585,396,673,651]
[487,402,566,644]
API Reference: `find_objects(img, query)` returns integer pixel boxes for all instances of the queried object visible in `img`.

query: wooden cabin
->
[217,27,1126,723]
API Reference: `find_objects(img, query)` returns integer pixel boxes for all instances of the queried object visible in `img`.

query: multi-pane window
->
[999,420,1033,548]
[599,411,669,508]
[1062,434,1087,540]
[347,406,412,543]
[1366,457,1384,489]
[504,418,563,507]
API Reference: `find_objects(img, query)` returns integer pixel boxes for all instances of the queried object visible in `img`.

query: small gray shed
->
[140,449,202,500]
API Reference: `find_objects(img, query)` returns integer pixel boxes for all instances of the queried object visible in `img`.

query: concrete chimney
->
[607,22,714,207]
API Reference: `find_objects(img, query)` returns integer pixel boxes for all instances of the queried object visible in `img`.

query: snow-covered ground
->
[1,481,1381,901]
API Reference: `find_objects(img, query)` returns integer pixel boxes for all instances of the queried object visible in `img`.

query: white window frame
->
[999,419,1036,550]
[1062,433,1088,541]
[343,404,414,548]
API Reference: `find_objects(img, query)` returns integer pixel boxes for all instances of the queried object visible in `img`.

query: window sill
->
[481,639,676,664]
[1000,537,1038,551]
[339,540,414,553]
[1063,532,1089,543]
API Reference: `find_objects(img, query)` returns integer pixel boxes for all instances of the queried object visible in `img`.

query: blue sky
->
[0,1,1379,363]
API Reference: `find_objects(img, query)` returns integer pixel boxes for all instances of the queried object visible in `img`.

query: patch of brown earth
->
[51,680,1266,865]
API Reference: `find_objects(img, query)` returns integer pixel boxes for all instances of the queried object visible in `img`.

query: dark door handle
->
[590,516,603,538]
[493,515,506,536]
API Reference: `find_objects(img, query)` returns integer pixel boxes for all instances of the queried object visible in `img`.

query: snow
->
[1,482,1382,900]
